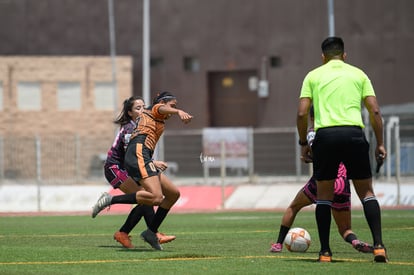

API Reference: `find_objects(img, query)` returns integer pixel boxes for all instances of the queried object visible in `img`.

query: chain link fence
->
[0,135,110,185]
[0,122,412,186]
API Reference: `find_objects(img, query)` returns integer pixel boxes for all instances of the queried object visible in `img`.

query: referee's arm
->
[364,96,387,160]
[297,97,312,144]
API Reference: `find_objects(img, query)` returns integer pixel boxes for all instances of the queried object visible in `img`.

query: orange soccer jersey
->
[130,103,168,151]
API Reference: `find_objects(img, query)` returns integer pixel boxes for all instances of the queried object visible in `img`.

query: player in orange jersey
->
[102,96,176,248]
[92,91,193,250]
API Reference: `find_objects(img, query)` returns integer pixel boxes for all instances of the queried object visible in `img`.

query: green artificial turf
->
[0,209,413,274]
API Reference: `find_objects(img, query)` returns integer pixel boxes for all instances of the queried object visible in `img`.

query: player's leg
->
[331,173,374,253]
[315,179,335,260]
[117,176,176,244]
[93,167,139,219]
[92,177,164,249]
[352,178,387,261]
[114,178,143,248]
[138,175,166,250]
[274,176,317,248]
[270,189,313,253]
[118,177,142,193]
[103,164,154,248]
[101,164,147,248]
[122,144,166,250]
[281,190,312,227]
[331,208,373,253]
[312,127,345,261]
[332,208,352,239]
[145,173,180,244]
[145,173,180,234]
[159,173,180,209]
[92,144,162,218]
[345,129,387,262]
[112,178,152,248]
[352,178,382,243]
[96,177,160,209]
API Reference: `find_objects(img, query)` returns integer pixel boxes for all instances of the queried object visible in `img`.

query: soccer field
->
[1,209,413,274]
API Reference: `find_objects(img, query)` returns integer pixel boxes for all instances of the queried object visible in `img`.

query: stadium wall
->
[0,0,413,128]
[0,180,413,214]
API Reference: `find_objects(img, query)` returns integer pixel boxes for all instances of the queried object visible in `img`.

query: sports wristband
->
[306,131,315,146]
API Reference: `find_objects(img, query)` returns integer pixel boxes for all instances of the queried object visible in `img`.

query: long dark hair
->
[114,96,144,126]
[152,91,176,106]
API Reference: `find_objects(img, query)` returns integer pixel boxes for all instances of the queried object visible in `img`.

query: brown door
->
[208,70,258,127]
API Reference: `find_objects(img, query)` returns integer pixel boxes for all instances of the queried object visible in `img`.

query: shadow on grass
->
[98,245,154,252]
[283,257,346,263]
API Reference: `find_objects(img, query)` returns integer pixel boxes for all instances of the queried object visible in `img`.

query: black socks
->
[119,204,155,233]
[362,196,383,246]
[111,193,138,204]
[276,225,290,244]
[344,233,358,244]
[315,202,332,253]
[148,207,169,233]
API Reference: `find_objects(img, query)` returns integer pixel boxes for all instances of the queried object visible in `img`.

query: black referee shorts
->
[312,126,372,181]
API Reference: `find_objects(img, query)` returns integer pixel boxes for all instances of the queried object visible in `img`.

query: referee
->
[296,37,388,263]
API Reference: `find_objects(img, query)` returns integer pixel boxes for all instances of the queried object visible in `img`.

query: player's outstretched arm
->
[158,105,193,124]
[177,109,193,124]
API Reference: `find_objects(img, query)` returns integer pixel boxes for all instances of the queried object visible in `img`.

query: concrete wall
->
[0,181,412,213]
[0,0,413,128]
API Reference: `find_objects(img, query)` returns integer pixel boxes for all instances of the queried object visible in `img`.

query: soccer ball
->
[284,227,311,252]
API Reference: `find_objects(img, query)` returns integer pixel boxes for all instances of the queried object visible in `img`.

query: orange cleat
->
[317,251,332,262]
[157,232,176,244]
[373,245,388,263]
[113,231,134,248]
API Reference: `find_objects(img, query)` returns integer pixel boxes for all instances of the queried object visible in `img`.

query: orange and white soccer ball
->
[284,227,311,252]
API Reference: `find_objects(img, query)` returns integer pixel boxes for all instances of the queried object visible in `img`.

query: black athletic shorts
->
[312,126,372,180]
[124,135,160,183]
